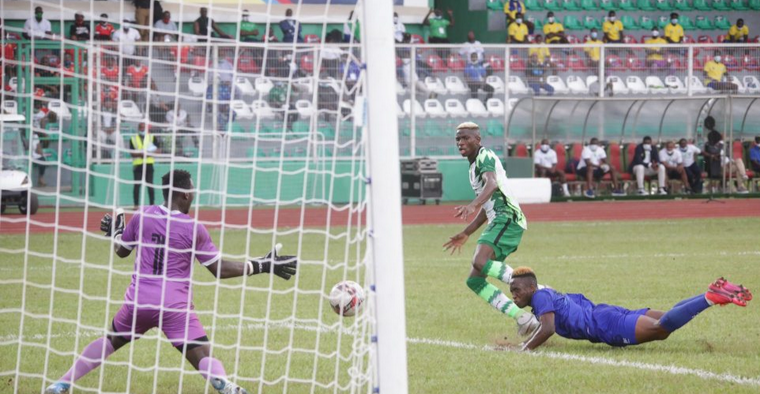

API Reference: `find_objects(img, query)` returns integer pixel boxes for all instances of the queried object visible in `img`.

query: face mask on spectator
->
[540,144,550,152]
[667,148,674,154]
[591,32,598,39]
[680,146,687,152]
[671,18,678,24]
[516,18,523,24]
[36,12,43,21]
[652,31,659,37]
[548,17,555,23]
[609,16,616,22]
[100,20,106,26]
[714,55,722,63]
[589,144,598,152]
[643,144,651,151]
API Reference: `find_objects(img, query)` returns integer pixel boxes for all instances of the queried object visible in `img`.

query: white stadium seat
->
[235,76,255,96]
[506,98,519,113]
[396,80,407,96]
[402,99,426,117]
[687,76,708,94]
[188,76,206,97]
[444,99,468,117]
[566,75,589,94]
[729,76,747,94]
[546,76,569,94]
[486,75,505,94]
[424,99,447,118]
[293,77,314,94]
[397,101,406,118]
[231,100,254,119]
[251,100,276,119]
[295,100,315,119]
[743,76,760,94]
[254,77,274,94]
[645,76,668,94]
[424,76,447,95]
[664,75,687,94]
[465,99,488,117]
[606,76,629,95]
[625,76,648,95]
[3,100,18,115]
[508,76,530,95]
[444,76,470,95]
[118,100,143,120]
[7,77,24,93]
[486,98,505,117]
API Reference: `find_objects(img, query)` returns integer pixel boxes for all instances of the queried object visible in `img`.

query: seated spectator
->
[394,12,406,43]
[423,8,455,44]
[534,139,570,197]
[112,19,142,60]
[464,52,494,101]
[279,8,303,43]
[529,35,551,65]
[750,136,760,172]
[659,141,692,194]
[100,56,120,82]
[24,6,52,40]
[239,10,261,42]
[460,31,484,63]
[602,11,624,43]
[543,12,568,44]
[727,19,749,43]
[94,14,115,41]
[1,24,21,78]
[584,28,602,70]
[665,13,684,43]
[195,7,232,42]
[577,137,624,198]
[679,138,703,193]
[504,0,534,34]
[703,51,738,93]
[630,136,666,195]
[153,11,178,42]
[508,13,529,44]
[167,102,197,157]
[69,12,90,41]
[644,28,668,70]
[206,80,241,132]
[703,116,749,193]
[526,54,554,96]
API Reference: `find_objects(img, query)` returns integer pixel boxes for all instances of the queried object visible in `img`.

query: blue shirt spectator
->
[750,136,760,172]
[463,53,494,100]
[280,8,302,43]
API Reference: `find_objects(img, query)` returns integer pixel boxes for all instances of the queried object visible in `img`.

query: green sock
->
[466,277,524,319]
[481,260,513,284]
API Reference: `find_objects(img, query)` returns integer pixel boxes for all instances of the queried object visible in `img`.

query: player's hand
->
[454,203,478,221]
[101,209,125,237]
[100,214,112,236]
[443,232,468,255]
[249,243,298,280]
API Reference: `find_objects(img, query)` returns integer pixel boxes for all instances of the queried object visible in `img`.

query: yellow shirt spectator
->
[543,22,565,44]
[504,0,526,21]
[728,24,749,41]
[664,23,684,43]
[508,22,529,42]
[703,60,727,84]
[644,37,667,60]
[584,38,603,61]
[529,46,551,63]
[603,20,624,41]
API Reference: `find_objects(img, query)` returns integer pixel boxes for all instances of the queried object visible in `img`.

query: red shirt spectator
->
[101,58,120,82]
[101,85,119,102]
[126,64,149,88]
[95,14,115,41]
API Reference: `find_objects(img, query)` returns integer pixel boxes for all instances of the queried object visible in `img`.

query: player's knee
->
[471,258,487,272]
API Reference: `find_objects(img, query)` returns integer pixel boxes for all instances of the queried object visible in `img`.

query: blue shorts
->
[591,304,649,347]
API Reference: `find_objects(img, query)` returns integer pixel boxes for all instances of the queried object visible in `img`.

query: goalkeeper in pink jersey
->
[46,170,298,394]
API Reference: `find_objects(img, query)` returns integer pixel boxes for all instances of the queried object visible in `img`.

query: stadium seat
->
[425,54,448,73]
[564,15,584,30]
[527,16,544,31]
[626,76,648,94]
[486,54,505,72]
[486,0,505,10]
[48,100,72,120]
[582,0,600,9]
[620,0,637,10]
[623,35,639,44]
[447,53,466,72]
[712,0,731,10]
[730,0,749,9]
[235,76,255,96]
[465,99,489,117]
[252,100,276,119]
[550,53,568,72]
[674,0,693,10]
[564,0,583,10]
[586,75,599,90]
[566,34,581,44]
[424,76,448,95]
[512,143,529,157]
[300,54,315,74]
[410,34,425,43]
[547,75,570,94]
[656,0,673,10]
[584,16,602,30]
[486,75,506,93]
[678,15,696,30]
[486,98,505,117]
[545,0,564,11]
[621,16,640,30]
[403,99,425,117]
[605,54,625,71]
[509,54,526,71]
[608,143,631,180]
[508,76,531,94]
[600,0,617,10]
[743,76,760,93]
[567,75,589,94]
[693,0,711,9]
[2,100,18,115]
[444,99,468,117]
[645,76,668,93]
[742,55,760,71]
[397,101,406,118]
[626,55,646,71]
[526,0,544,10]
[695,16,714,30]
[724,55,741,72]
[658,16,670,29]
[751,0,760,9]
[118,100,142,120]
[729,76,747,93]
[639,16,655,31]
[304,34,320,43]
[567,55,587,71]
[295,100,315,119]
[231,100,254,120]
[237,55,260,74]
[606,76,630,94]
[686,76,708,94]
[293,77,314,94]
[445,76,470,95]
[254,77,274,94]
[188,76,206,96]
[485,119,505,136]
[638,0,657,10]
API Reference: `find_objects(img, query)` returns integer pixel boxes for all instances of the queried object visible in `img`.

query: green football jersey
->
[469,147,527,229]
[428,17,450,39]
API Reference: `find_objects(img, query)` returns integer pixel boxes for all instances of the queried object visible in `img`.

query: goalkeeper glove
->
[248,243,298,280]
[100,208,125,238]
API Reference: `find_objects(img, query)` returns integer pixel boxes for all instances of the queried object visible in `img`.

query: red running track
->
[1,199,758,235]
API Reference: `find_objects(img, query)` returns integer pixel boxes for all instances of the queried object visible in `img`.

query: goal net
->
[0,0,406,393]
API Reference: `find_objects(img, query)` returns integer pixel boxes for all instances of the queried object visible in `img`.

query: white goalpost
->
[0,0,407,393]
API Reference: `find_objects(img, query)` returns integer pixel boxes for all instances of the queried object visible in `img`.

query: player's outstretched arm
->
[455,171,497,221]
[521,312,555,351]
[444,208,486,255]
[100,209,131,258]
[205,244,298,280]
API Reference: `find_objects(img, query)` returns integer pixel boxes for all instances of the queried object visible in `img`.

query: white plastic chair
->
[2,100,18,115]
[664,75,687,94]
[424,99,447,118]
[687,76,708,94]
[293,77,314,94]
[606,76,630,95]
[397,101,406,118]
[743,76,760,94]
[118,100,143,120]
[396,80,407,96]
[506,98,519,113]
[625,76,648,95]
[566,75,589,94]
[507,76,530,95]
[295,100,315,119]
[546,76,569,94]
[465,99,488,117]
[729,76,747,94]
[444,76,470,95]
[402,99,426,118]
[486,98,505,117]
[235,77,255,96]
[48,100,72,119]
[645,76,668,94]
[188,76,206,97]
[7,77,24,93]
[586,75,599,90]
[231,100,254,119]
[251,100,276,119]
[485,75,505,94]
[254,77,274,95]
[444,99,468,117]
[424,76,447,95]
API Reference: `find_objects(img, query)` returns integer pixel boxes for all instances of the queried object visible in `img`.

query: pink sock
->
[61,337,115,383]
[198,357,227,382]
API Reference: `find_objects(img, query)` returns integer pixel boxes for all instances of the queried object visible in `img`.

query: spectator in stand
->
[602,11,624,43]
[526,53,554,96]
[543,12,568,44]
[167,102,197,157]
[69,13,90,41]
[534,139,570,197]
[266,27,278,43]
[703,51,738,93]
[100,56,120,82]
[125,61,158,105]
[239,10,261,42]
[464,52,494,102]
[644,28,668,70]
[504,0,534,34]
[112,19,142,60]
[24,6,52,40]
[630,135,666,195]
[659,141,692,194]
[459,31,484,63]
[1,23,21,78]
[577,137,625,198]
[703,116,749,193]
[343,11,360,43]
[750,136,760,172]
[394,12,406,43]
[529,35,551,65]
[508,13,529,44]
[584,28,602,70]
[132,0,152,42]
[279,8,303,43]
[423,8,455,44]
[727,19,749,43]
[94,14,115,41]
[130,122,161,209]
[195,7,233,43]
[665,13,684,44]
[206,80,241,132]
[153,11,178,42]
[678,138,704,193]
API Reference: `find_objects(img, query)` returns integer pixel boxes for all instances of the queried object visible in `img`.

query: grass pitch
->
[1,217,759,393]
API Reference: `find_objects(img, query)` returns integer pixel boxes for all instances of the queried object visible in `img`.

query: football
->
[329,281,365,317]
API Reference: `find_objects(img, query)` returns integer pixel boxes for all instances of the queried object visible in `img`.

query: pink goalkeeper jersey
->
[120,205,221,308]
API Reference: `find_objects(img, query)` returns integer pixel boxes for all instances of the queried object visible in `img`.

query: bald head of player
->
[162,170,194,214]
[455,122,482,162]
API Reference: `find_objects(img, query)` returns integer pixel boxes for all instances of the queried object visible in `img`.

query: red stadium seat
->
[549,54,567,72]
[509,54,526,72]
[626,54,646,71]
[447,53,465,72]
[567,54,587,71]
[304,34,321,43]
[605,54,625,71]
[553,143,575,181]
[607,143,631,180]
[665,53,684,70]
[623,35,638,44]
[697,35,714,43]
[625,143,637,169]
[237,55,260,74]
[716,34,727,43]
[410,34,425,44]
[566,35,580,44]
[743,55,760,71]
[513,143,529,158]
[754,36,760,43]
[300,54,315,73]
[486,54,505,72]
[425,53,447,73]
[724,55,741,72]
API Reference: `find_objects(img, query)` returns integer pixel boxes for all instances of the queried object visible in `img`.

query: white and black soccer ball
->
[329,281,365,317]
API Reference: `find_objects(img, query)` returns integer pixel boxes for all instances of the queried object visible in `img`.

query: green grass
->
[1,218,759,393]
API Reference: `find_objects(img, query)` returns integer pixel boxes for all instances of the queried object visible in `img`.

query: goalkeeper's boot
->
[44,382,71,394]
[211,378,249,394]
[707,278,752,307]
[516,312,540,338]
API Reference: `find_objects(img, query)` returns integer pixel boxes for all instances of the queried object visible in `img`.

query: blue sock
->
[658,293,711,332]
